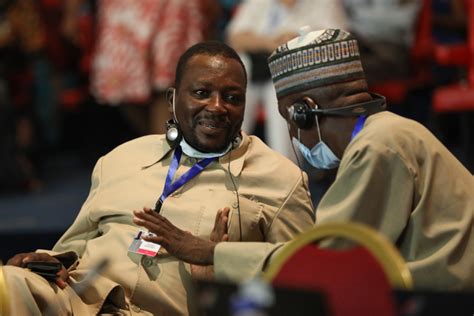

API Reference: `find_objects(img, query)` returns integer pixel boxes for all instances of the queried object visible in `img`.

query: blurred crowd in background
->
[0,0,472,206]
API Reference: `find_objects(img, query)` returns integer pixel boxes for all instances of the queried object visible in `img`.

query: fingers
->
[141,235,166,246]
[6,253,58,267]
[133,207,183,234]
[56,280,68,289]
[213,209,222,228]
[133,207,224,250]
[216,207,230,239]
[24,253,60,263]
[134,217,165,237]
[134,208,168,225]
[52,265,69,288]
[133,208,165,228]
[219,207,230,225]
[214,207,229,227]
[210,207,230,243]
[220,207,230,218]
[133,210,177,246]
[6,253,28,266]
[8,253,68,288]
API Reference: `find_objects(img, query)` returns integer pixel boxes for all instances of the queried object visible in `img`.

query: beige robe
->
[215,112,474,290]
[4,132,314,315]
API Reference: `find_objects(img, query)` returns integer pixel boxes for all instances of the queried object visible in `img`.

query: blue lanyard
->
[155,146,215,212]
[351,116,367,140]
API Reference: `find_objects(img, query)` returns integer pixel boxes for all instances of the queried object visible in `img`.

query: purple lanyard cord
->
[351,115,367,141]
[155,146,215,212]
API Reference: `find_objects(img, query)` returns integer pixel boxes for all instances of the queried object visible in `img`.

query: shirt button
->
[131,304,141,313]
[188,157,197,164]
[232,202,238,209]
[142,257,153,267]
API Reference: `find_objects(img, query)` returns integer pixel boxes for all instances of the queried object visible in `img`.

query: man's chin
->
[189,138,230,154]
[195,143,229,153]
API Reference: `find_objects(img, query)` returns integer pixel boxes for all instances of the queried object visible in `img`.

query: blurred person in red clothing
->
[88,0,221,135]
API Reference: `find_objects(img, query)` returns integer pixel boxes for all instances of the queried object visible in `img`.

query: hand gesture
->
[191,207,230,280]
[133,207,216,265]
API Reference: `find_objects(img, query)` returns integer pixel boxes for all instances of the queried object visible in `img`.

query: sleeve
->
[316,142,415,243]
[214,242,285,283]
[38,157,105,268]
[264,172,315,243]
[214,172,314,282]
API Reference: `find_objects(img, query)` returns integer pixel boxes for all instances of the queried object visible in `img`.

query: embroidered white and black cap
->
[268,28,366,98]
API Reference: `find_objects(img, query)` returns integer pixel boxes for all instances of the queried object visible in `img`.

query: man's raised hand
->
[133,207,216,265]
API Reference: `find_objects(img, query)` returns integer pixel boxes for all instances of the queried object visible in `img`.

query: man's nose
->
[207,94,227,113]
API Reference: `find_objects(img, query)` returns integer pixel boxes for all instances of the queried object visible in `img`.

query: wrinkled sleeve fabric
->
[316,141,415,243]
[214,142,414,283]
[264,172,315,243]
[214,141,415,283]
[214,172,314,283]
[214,242,284,283]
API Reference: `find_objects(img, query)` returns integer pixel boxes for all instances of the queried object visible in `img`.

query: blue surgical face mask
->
[291,114,340,169]
[292,137,340,169]
[180,137,232,159]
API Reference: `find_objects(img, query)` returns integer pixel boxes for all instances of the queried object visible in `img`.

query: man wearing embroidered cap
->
[150,29,474,290]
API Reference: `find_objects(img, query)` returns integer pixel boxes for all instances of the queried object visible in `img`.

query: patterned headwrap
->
[268,29,365,98]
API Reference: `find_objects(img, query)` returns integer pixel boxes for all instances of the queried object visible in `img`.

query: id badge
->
[128,230,161,257]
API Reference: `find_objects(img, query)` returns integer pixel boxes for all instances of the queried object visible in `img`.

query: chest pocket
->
[227,196,265,242]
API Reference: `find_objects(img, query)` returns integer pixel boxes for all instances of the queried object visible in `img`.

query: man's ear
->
[166,87,175,113]
[302,96,317,109]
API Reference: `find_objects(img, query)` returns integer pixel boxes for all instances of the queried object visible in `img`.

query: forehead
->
[181,54,246,87]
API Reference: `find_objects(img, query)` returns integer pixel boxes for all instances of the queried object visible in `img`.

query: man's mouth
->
[198,120,228,130]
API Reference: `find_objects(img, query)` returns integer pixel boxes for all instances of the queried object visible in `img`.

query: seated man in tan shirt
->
[3,41,314,315]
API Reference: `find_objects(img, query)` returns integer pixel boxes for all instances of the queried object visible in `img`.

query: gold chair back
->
[263,222,413,289]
